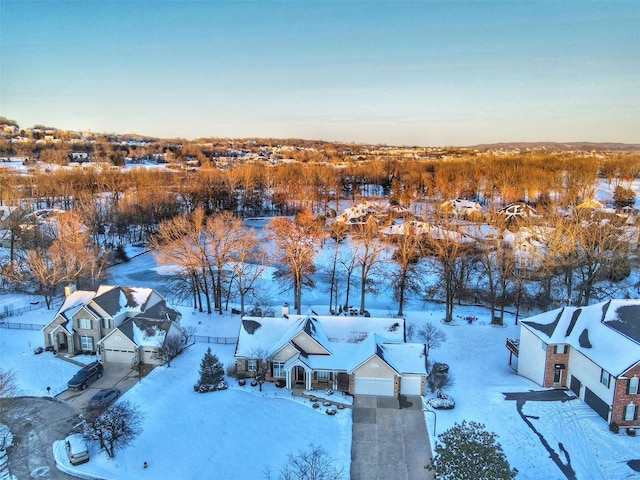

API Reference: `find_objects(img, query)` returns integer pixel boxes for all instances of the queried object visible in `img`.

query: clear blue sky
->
[1,1,638,146]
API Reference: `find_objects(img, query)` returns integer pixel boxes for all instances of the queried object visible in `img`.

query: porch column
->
[286,368,291,389]
[306,368,312,391]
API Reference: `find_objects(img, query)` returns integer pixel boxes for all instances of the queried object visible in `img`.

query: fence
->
[194,335,238,345]
[0,321,44,331]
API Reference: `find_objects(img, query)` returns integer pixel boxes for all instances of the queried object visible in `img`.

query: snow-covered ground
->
[2,282,639,479]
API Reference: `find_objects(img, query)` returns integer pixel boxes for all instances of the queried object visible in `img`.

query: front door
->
[56,332,68,352]
[293,366,305,386]
[337,372,349,392]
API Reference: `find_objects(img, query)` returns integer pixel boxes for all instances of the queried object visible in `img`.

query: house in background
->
[235,313,426,397]
[42,285,181,365]
[516,300,640,427]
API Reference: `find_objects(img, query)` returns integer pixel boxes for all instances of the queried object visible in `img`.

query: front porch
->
[283,362,349,393]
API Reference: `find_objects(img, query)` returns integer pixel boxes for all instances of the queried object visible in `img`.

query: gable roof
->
[521,299,640,376]
[111,317,179,348]
[92,286,156,317]
[236,314,425,374]
[43,289,98,331]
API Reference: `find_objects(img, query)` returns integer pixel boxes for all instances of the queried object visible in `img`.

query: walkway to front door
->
[351,395,434,480]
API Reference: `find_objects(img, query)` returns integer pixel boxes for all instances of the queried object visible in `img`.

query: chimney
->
[64,284,77,297]
[282,302,289,317]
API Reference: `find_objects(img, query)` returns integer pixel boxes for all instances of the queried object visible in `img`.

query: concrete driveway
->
[351,395,434,480]
[56,362,148,411]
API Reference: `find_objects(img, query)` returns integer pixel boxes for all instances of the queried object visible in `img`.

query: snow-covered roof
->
[117,318,176,347]
[336,201,382,224]
[235,314,421,373]
[93,285,155,317]
[521,299,640,376]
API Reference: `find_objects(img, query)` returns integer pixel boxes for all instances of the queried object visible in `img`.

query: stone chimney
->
[64,284,77,297]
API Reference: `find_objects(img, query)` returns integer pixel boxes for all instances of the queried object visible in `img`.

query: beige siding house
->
[235,313,427,397]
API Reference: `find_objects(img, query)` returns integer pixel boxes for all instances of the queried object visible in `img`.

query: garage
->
[102,347,136,364]
[400,375,423,395]
[354,377,395,397]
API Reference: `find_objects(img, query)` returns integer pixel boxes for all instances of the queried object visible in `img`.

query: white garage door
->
[354,377,395,397]
[400,375,423,395]
[103,347,135,364]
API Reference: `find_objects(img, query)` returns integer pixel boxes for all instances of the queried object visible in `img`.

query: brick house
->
[516,300,640,427]
[42,285,181,364]
[235,313,427,397]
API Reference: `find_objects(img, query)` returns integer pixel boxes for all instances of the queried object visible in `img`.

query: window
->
[272,362,285,378]
[247,359,258,372]
[80,335,94,351]
[102,318,110,329]
[628,377,639,395]
[78,318,91,329]
[316,371,331,381]
[624,403,637,421]
[600,369,611,388]
[554,344,567,354]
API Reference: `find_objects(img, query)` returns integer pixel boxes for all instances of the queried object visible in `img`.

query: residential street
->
[1,397,80,480]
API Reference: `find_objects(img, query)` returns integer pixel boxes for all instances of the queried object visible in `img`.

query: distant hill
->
[468,142,640,153]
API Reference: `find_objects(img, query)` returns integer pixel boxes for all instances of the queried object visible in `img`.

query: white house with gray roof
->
[235,313,426,397]
[516,300,640,427]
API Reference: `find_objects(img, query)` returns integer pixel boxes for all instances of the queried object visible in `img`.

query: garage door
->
[400,375,423,395]
[584,387,610,421]
[354,377,395,396]
[103,347,135,364]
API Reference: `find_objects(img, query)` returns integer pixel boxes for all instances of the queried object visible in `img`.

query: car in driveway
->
[64,434,90,465]
[88,388,120,410]
[67,361,103,390]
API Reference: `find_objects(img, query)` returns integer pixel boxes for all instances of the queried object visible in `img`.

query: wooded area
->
[1,123,640,321]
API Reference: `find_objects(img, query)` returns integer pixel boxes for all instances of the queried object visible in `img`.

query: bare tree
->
[264,443,344,480]
[154,327,195,367]
[84,401,144,458]
[416,324,446,359]
[228,228,266,315]
[422,221,476,323]
[353,216,386,314]
[4,212,107,308]
[388,224,425,316]
[267,210,318,314]
[248,348,271,392]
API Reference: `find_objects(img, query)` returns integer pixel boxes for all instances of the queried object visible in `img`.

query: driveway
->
[351,395,434,480]
[56,362,148,411]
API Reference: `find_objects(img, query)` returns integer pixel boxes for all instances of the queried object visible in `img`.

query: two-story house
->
[517,300,640,427]
[42,285,181,365]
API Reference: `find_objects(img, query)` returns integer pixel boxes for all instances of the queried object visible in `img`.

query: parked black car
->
[67,361,103,390]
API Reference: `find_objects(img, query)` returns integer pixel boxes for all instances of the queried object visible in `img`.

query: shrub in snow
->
[427,420,517,480]
[427,392,455,410]
[275,379,286,388]
[194,380,228,393]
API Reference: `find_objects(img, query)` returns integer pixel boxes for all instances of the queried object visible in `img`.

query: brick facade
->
[542,344,570,388]
[612,362,640,427]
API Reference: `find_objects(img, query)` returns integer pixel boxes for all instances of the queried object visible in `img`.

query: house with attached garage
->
[42,285,181,365]
[516,299,640,427]
[235,313,427,397]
